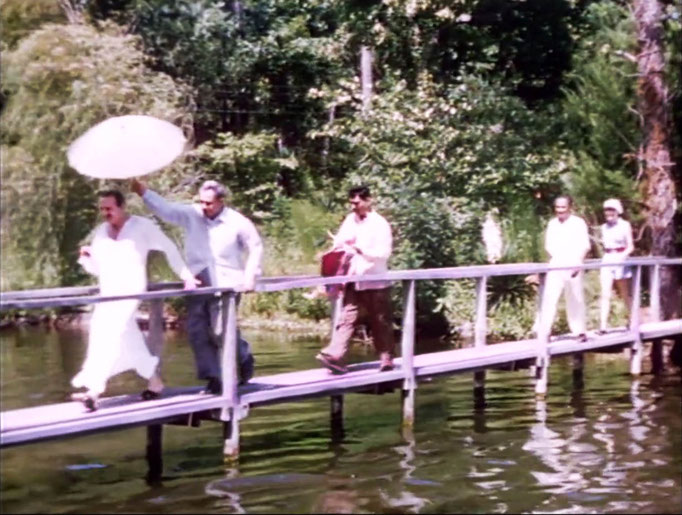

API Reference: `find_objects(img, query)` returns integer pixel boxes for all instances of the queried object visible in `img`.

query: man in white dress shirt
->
[132,178,263,394]
[316,185,395,374]
[538,195,591,343]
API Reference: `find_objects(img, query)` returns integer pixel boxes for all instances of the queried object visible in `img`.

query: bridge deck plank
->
[1,319,679,447]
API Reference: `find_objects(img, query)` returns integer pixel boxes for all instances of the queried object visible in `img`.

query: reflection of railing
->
[1,257,681,457]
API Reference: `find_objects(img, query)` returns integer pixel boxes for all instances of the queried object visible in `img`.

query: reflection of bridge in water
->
[1,257,680,482]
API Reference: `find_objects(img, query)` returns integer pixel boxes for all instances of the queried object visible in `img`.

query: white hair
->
[199,180,227,199]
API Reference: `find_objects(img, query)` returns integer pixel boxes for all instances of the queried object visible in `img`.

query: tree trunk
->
[360,46,374,113]
[58,0,84,24]
[633,0,680,320]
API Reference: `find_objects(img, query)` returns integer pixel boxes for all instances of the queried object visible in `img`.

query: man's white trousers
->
[538,269,586,339]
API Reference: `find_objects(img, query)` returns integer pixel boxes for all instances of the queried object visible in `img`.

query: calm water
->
[1,325,681,514]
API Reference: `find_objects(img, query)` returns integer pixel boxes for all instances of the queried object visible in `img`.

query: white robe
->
[72,215,192,396]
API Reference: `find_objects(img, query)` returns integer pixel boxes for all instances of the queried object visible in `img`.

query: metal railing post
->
[400,280,416,428]
[219,291,240,459]
[629,265,643,376]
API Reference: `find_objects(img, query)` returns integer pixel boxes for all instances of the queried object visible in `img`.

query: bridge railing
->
[1,257,680,427]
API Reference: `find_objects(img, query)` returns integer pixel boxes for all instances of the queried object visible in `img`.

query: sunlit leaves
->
[1,22,193,289]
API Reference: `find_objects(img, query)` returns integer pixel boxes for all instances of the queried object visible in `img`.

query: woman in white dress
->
[72,190,197,411]
[598,198,634,333]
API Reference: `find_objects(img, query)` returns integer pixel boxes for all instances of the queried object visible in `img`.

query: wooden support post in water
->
[534,273,550,397]
[401,280,417,428]
[648,264,664,374]
[530,273,546,378]
[145,424,163,485]
[572,352,584,389]
[330,395,344,442]
[535,352,550,398]
[473,277,487,407]
[629,265,643,376]
[649,264,661,322]
[220,292,240,460]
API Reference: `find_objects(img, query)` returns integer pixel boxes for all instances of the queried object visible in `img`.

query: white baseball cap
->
[603,198,623,214]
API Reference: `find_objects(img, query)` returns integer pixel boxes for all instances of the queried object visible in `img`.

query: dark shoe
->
[316,353,348,375]
[379,353,394,372]
[239,353,255,385]
[202,377,223,395]
[140,389,161,401]
[71,392,98,412]
[83,396,98,412]
[577,333,588,343]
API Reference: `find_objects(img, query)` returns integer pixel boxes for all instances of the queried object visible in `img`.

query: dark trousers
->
[321,284,395,361]
[186,268,254,383]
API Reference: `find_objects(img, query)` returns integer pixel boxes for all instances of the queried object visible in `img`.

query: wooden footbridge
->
[1,257,681,476]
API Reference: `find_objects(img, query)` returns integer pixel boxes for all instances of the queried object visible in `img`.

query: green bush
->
[316,73,564,330]
[1,21,193,290]
[0,0,64,49]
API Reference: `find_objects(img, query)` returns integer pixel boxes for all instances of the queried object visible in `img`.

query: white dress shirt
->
[601,218,632,251]
[545,214,590,267]
[334,210,392,290]
[142,190,263,289]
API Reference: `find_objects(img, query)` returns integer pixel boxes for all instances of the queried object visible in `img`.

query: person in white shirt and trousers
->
[598,198,634,333]
[316,185,395,375]
[132,178,263,394]
[538,195,591,343]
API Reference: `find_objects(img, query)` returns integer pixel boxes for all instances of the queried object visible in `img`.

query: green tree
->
[1,22,193,289]
[317,73,564,329]
[561,2,640,229]
[0,0,65,49]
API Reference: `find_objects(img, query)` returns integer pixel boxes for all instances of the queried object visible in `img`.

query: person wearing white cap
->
[538,195,591,343]
[598,198,634,333]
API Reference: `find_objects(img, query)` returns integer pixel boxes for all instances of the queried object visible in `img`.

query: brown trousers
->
[321,284,395,361]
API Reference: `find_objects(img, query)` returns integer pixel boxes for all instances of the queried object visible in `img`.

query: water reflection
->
[522,370,681,513]
[523,398,596,497]
[205,467,246,514]
[473,395,488,434]
[378,432,431,513]
[2,329,681,514]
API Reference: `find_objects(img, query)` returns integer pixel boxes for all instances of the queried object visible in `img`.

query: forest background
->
[1,0,680,342]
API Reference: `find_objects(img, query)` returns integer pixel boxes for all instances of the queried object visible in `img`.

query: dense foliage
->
[1,21,193,288]
[1,0,680,338]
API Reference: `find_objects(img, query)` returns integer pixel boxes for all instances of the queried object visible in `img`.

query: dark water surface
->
[1,326,681,514]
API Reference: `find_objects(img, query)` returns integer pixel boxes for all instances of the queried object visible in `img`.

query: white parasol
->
[67,115,187,179]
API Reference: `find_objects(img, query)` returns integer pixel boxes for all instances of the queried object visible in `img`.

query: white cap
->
[603,198,623,214]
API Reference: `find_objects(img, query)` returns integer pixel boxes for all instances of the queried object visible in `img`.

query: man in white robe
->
[72,190,197,411]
